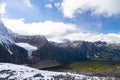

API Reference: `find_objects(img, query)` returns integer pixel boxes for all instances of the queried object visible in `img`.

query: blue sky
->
[0,0,120,42]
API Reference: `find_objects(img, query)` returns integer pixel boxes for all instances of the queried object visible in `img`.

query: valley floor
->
[43,61,120,79]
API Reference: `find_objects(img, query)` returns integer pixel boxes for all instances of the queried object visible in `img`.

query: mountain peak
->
[0,21,12,37]
[0,21,13,45]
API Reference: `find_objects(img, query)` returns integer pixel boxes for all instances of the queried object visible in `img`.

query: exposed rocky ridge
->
[0,43,28,64]
[31,41,120,65]
[13,34,48,48]
[0,21,12,37]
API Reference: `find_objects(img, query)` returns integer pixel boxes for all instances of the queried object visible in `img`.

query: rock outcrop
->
[31,41,120,64]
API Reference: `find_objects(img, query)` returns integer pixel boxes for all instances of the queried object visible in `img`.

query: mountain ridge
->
[1,20,120,68]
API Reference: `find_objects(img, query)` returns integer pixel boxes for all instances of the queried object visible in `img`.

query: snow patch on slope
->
[0,21,14,54]
[0,35,14,54]
[15,43,37,56]
[0,63,115,80]
[0,35,13,45]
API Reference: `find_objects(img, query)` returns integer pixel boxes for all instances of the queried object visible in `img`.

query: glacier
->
[0,63,115,80]
[15,43,38,56]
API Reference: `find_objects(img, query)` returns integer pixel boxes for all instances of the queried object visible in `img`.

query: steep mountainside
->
[0,21,28,64]
[0,21,12,37]
[0,20,50,64]
[31,41,120,65]
[1,19,120,67]
[0,42,28,64]
[13,34,48,48]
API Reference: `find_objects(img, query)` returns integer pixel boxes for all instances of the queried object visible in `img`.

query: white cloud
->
[45,4,53,9]
[2,18,120,43]
[65,33,120,43]
[2,18,79,41]
[61,0,120,18]
[0,2,6,14]
[23,0,32,8]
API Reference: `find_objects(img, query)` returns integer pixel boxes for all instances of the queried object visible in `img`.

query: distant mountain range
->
[1,20,120,79]
[0,20,120,66]
[30,40,120,67]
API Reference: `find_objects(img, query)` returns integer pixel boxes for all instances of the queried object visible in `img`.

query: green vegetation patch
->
[67,62,120,72]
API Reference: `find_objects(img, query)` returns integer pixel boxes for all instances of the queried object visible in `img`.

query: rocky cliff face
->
[0,35,28,64]
[0,43,28,64]
[31,41,120,64]
[13,34,48,48]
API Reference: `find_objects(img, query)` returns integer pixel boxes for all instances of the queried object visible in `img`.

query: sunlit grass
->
[67,62,120,72]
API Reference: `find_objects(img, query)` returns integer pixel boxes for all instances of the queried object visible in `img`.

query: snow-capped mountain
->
[0,20,48,62]
[1,19,120,64]
[0,20,13,45]
[0,63,115,80]
[0,22,14,55]
[0,21,12,37]
[0,20,15,46]
[12,33,48,57]
[0,20,120,80]
[0,21,28,64]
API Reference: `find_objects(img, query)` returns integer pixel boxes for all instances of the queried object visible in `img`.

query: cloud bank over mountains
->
[0,0,120,43]
[2,18,120,43]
